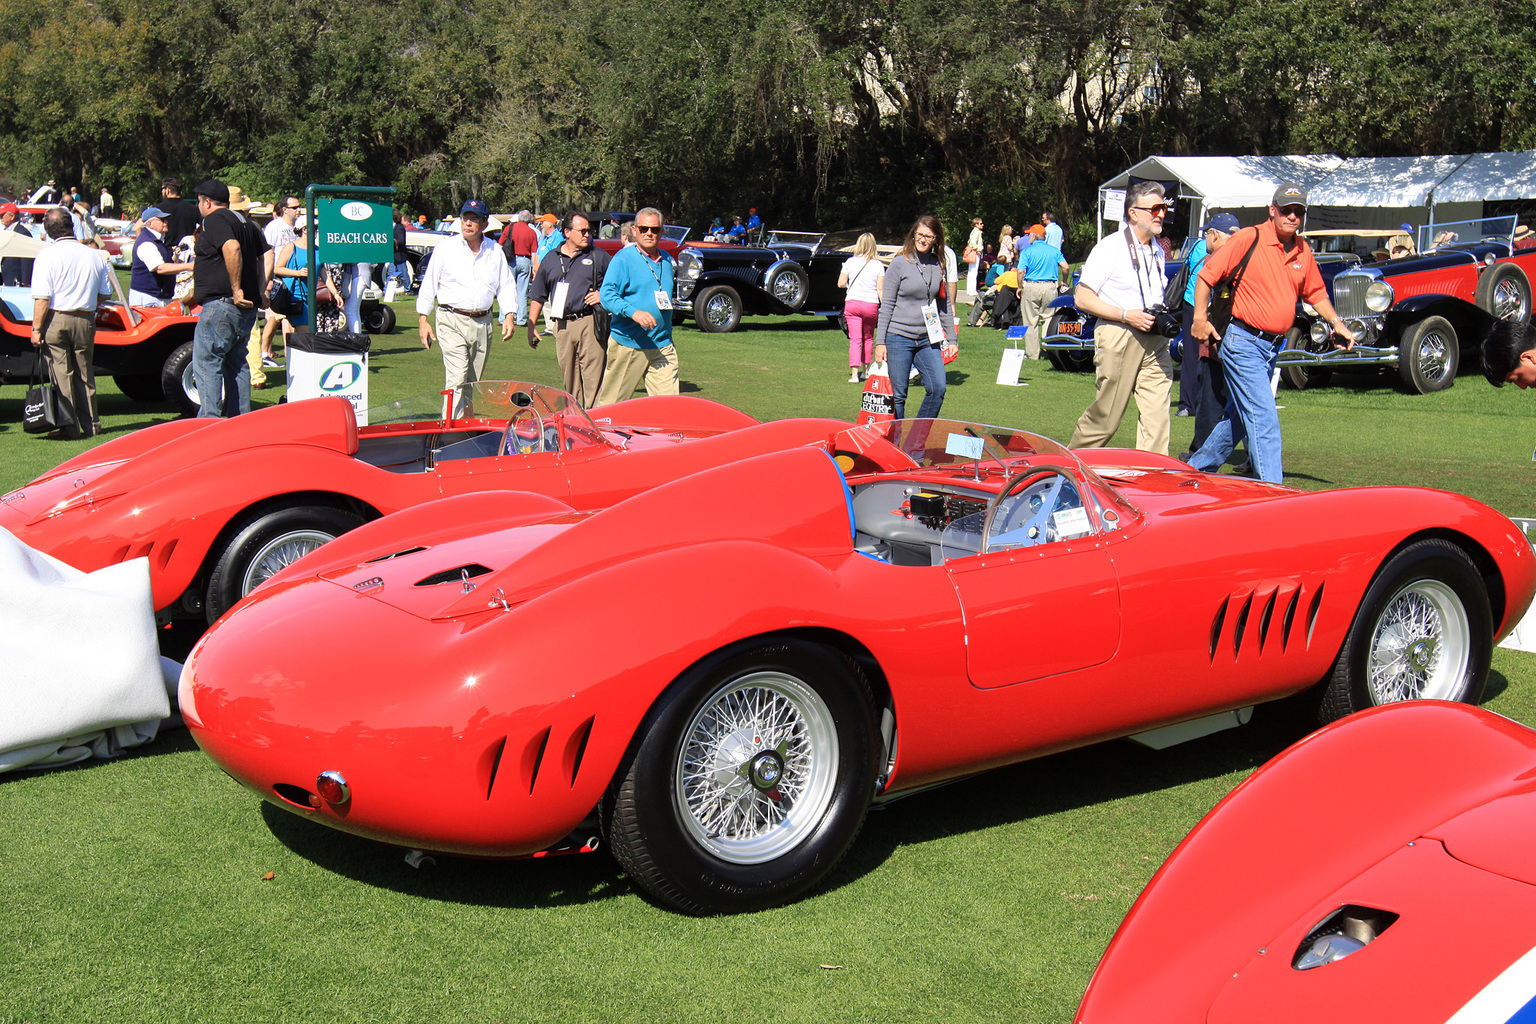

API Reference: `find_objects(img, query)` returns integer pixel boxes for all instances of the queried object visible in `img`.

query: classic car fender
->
[1385,294,1496,339]
[18,416,215,488]
[1076,702,1536,1024]
[588,393,759,433]
[26,441,420,610]
[1073,447,1191,472]
[185,534,908,857]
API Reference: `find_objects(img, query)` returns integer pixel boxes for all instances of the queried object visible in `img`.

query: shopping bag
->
[857,361,895,425]
[23,360,73,434]
[996,345,1027,386]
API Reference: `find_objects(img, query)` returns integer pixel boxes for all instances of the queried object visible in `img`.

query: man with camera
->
[1068,181,1178,454]
[1186,183,1354,483]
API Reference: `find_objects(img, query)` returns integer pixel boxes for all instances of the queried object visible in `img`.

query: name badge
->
[550,281,569,319]
[654,289,673,310]
[921,300,945,345]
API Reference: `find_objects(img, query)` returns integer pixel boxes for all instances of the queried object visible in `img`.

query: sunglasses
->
[570,226,590,234]
[1278,205,1306,218]
[634,224,661,234]
[1132,203,1169,216]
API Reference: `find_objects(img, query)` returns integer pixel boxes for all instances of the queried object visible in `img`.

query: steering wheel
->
[988,475,1066,550]
[505,406,547,455]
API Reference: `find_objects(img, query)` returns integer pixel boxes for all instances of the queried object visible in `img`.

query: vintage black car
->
[1278,216,1534,393]
[673,230,848,332]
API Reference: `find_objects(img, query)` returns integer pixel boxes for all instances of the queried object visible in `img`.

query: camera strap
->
[1122,227,1162,312]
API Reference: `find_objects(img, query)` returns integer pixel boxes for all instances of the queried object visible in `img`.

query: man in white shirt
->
[127,206,193,306]
[416,198,517,413]
[1067,181,1174,454]
[31,207,113,439]
[1042,210,1064,251]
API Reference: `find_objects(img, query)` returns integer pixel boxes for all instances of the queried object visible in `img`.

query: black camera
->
[1146,304,1182,338]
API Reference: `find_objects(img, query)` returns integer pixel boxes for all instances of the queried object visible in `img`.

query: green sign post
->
[303,184,398,320]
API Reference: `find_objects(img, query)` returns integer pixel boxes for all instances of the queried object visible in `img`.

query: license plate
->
[1059,321,1080,336]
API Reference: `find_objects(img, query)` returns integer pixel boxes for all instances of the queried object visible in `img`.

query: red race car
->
[180,418,1536,914]
[1,381,847,625]
[1077,701,1536,1024]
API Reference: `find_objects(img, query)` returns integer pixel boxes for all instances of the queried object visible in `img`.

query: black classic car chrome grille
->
[1329,272,1371,319]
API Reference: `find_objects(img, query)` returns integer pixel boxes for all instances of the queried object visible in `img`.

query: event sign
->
[314,197,393,263]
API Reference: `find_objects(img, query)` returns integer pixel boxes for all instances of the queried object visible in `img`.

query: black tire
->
[1279,326,1333,391]
[113,373,165,403]
[763,260,810,311]
[1318,538,1492,724]
[693,284,742,333]
[161,341,200,417]
[1475,262,1532,323]
[205,504,365,623]
[362,304,397,334]
[1043,313,1093,370]
[603,638,878,915]
[1397,315,1459,394]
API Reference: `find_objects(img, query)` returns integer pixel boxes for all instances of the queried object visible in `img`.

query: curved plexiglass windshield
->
[834,418,1076,478]
[364,381,617,450]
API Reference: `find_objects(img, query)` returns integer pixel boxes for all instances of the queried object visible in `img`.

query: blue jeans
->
[511,255,531,325]
[386,260,412,292]
[1188,321,1283,482]
[885,332,947,419]
[193,297,257,418]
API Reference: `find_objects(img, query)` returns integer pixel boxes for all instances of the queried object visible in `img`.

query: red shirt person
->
[1185,183,1354,483]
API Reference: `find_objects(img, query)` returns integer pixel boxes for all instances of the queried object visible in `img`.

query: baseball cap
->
[0,202,17,217]
[294,214,308,232]
[140,206,169,221]
[537,212,557,224]
[460,198,489,219]
[193,179,230,204]
[1272,182,1308,209]
[1203,212,1240,234]
[1026,223,1046,237]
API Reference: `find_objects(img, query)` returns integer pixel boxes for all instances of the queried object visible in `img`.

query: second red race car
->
[0,381,847,626]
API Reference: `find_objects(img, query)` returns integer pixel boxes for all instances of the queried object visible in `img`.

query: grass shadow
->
[260,801,634,910]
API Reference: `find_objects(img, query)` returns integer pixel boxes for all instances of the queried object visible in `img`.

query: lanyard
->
[636,250,668,289]
[1122,227,1162,309]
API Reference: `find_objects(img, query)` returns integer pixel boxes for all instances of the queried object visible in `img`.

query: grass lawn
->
[4,304,1536,1023]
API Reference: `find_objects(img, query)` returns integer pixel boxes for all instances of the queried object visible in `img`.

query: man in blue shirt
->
[726,217,746,244]
[1042,210,1064,250]
[1018,226,1069,359]
[1179,212,1238,450]
[745,208,762,243]
[594,207,679,406]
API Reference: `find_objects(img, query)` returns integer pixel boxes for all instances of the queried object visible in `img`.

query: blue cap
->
[1401,223,1414,233]
[140,206,168,221]
[1203,212,1240,234]
[460,198,489,219]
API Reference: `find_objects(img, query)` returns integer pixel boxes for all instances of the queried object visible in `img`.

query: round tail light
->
[316,771,350,805]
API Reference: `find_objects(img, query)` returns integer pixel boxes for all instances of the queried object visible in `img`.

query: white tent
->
[1097,155,1343,239]
[1305,155,1481,231]
[1432,150,1536,204]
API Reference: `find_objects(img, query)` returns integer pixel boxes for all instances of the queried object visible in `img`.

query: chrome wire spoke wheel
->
[675,671,838,865]
[1417,330,1451,383]
[1494,278,1529,320]
[704,294,734,328]
[1367,579,1470,703]
[240,529,334,594]
[772,275,806,307]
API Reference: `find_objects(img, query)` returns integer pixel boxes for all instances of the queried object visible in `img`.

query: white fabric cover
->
[0,527,177,772]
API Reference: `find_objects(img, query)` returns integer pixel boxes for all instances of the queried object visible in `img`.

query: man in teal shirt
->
[595,207,679,406]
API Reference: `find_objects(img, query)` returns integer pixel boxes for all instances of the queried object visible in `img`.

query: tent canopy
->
[1308,155,1475,207]
[1433,151,1536,204]
[1102,155,1342,207]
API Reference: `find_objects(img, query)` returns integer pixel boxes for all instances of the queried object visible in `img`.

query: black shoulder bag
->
[591,247,612,345]
[23,348,73,434]
[1205,229,1261,339]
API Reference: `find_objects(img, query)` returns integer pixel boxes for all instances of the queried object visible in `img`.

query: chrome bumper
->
[1275,344,1400,368]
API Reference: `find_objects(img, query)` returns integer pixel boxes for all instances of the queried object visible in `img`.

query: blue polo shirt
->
[1021,241,1065,282]
[1183,237,1209,305]
[599,245,674,350]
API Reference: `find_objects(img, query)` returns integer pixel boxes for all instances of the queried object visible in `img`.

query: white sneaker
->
[848,372,861,383]
[910,367,921,381]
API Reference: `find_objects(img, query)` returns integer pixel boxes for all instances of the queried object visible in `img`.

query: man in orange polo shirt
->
[1186,183,1354,482]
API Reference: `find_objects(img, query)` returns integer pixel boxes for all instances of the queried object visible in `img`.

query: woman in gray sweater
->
[874,215,958,419]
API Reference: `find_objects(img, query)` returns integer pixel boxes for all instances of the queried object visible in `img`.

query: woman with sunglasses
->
[874,215,957,419]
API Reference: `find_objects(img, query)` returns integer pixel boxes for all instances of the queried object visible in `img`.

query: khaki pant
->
[246,318,266,388]
[437,308,494,408]
[1069,322,1172,454]
[43,312,96,437]
[1017,281,1058,359]
[554,314,606,408]
[594,342,679,407]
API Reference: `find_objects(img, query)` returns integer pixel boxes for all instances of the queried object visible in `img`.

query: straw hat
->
[227,186,253,212]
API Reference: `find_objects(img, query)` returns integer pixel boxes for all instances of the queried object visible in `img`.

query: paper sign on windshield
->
[1053,506,1092,538]
[945,433,985,461]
